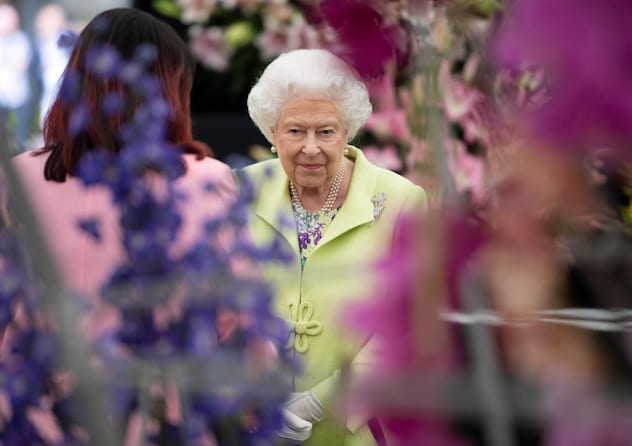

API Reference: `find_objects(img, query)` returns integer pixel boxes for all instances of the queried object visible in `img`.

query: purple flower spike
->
[102,92,125,115]
[57,29,78,49]
[119,60,144,85]
[68,103,90,136]
[86,44,122,78]
[134,43,158,64]
[493,0,632,157]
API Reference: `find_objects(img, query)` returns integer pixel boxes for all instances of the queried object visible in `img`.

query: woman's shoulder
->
[11,149,48,175]
[180,153,238,194]
[236,158,282,180]
[182,153,231,171]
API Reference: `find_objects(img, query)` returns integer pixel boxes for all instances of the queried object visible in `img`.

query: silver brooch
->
[371,192,386,226]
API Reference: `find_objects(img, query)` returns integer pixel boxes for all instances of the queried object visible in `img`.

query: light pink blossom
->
[447,139,486,204]
[189,25,231,71]
[361,145,403,171]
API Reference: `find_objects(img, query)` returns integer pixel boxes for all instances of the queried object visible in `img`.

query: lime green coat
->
[238,146,427,446]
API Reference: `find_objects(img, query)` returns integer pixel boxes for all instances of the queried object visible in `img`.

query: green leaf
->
[152,0,182,19]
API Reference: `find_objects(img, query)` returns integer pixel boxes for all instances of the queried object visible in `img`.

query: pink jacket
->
[9,150,245,445]
[12,151,238,303]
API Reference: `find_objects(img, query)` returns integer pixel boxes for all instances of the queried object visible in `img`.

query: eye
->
[287,128,303,135]
[320,129,335,136]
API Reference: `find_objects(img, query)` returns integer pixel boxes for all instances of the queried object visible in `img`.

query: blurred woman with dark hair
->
[39,6,209,181]
[7,7,263,444]
[12,7,238,302]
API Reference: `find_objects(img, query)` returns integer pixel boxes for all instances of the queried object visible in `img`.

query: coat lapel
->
[253,161,301,259]
[318,147,376,247]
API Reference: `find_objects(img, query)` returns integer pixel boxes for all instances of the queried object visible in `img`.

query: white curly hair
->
[247,49,373,144]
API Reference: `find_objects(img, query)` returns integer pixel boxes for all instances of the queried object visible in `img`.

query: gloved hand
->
[276,408,313,443]
[284,391,326,424]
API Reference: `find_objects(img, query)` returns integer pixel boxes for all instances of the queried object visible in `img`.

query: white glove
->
[276,408,313,442]
[284,391,326,424]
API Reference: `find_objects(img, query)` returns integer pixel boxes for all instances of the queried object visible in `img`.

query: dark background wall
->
[132,0,268,163]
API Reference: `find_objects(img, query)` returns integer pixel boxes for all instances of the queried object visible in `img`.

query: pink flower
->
[343,208,487,445]
[188,25,231,71]
[366,73,399,111]
[255,25,301,60]
[317,0,410,79]
[440,65,484,123]
[447,139,486,204]
[255,20,322,60]
[364,108,411,143]
[361,145,403,171]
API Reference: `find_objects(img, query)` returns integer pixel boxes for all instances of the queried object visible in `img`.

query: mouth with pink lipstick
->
[298,163,324,171]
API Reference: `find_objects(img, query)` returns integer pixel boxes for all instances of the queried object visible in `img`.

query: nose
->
[301,132,320,156]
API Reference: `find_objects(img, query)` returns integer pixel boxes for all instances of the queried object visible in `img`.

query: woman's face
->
[272,98,348,192]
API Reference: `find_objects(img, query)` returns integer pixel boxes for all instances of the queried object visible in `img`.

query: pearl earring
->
[344,147,349,155]
[271,146,277,154]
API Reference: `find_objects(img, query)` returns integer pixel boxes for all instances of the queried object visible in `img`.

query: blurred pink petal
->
[27,406,64,445]
[440,66,484,123]
[361,145,403,171]
[447,140,486,204]
[318,0,410,79]
[255,22,302,60]
[364,109,411,143]
[189,26,231,71]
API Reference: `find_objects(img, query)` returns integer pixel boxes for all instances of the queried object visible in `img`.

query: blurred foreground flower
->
[0,38,296,445]
[493,0,632,157]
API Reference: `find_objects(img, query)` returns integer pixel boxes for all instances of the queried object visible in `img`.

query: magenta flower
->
[493,0,632,157]
[345,207,488,372]
[316,0,410,79]
[342,208,489,445]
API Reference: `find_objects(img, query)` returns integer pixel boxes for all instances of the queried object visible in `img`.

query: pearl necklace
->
[289,158,346,214]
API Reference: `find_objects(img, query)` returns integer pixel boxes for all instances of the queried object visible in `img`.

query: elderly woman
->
[239,49,427,445]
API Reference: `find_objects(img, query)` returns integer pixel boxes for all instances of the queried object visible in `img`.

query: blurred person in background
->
[34,2,70,128]
[238,48,427,445]
[10,7,254,443]
[11,7,237,301]
[0,3,33,153]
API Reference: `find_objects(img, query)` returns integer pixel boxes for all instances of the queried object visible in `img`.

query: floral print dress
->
[291,202,341,270]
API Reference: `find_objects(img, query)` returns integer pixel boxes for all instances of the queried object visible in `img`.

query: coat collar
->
[254,146,378,252]
[319,146,375,245]
[254,159,300,257]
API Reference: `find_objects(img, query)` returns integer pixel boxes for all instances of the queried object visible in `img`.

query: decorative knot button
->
[287,301,322,353]
[295,321,307,334]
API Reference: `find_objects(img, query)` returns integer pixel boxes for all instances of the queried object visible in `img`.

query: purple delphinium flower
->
[77,217,102,242]
[68,102,90,136]
[101,92,125,116]
[70,39,296,444]
[57,29,78,49]
[492,0,632,157]
[85,44,123,79]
